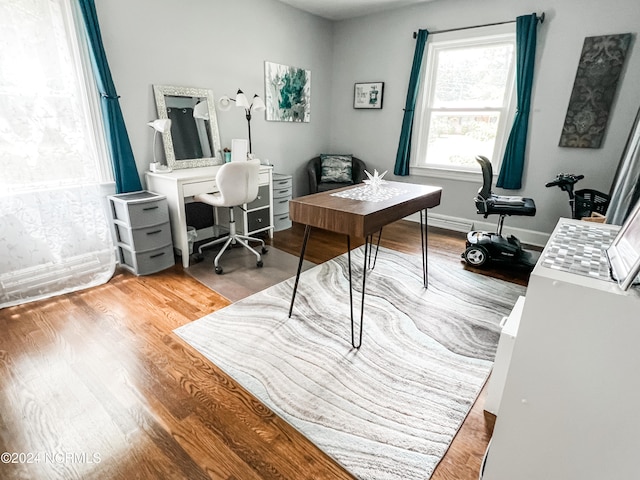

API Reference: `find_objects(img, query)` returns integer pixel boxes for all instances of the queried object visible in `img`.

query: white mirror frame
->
[152,84,223,169]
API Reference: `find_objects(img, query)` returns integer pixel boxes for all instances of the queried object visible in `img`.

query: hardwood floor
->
[0,220,529,479]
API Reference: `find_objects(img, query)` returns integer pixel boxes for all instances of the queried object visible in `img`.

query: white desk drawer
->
[183,180,216,197]
[273,197,290,215]
[115,221,172,251]
[118,243,174,276]
[114,198,168,228]
[274,213,292,231]
[273,176,292,189]
[485,295,525,416]
[273,186,293,199]
[258,172,270,185]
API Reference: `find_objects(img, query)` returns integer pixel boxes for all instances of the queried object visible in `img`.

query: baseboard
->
[405,212,549,248]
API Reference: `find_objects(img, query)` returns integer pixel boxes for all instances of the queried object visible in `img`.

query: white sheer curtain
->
[0,0,116,308]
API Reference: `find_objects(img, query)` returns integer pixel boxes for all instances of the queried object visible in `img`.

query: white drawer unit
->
[483,219,640,480]
[108,191,174,275]
[273,173,293,231]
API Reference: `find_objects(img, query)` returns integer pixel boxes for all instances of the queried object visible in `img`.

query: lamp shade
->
[147,118,172,133]
[235,89,250,109]
[218,95,233,111]
[252,94,266,111]
[193,100,210,120]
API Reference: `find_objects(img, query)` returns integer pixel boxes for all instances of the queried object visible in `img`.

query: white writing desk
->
[146,165,273,268]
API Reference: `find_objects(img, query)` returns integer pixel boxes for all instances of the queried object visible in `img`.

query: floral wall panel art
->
[559,33,632,148]
[265,61,310,123]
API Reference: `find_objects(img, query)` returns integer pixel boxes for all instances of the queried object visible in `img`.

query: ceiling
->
[275,0,437,21]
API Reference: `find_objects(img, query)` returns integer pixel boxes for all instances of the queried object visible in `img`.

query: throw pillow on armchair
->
[307,155,367,193]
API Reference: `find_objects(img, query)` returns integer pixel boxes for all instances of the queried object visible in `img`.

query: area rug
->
[175,246,525,479]
[185,245,315,302]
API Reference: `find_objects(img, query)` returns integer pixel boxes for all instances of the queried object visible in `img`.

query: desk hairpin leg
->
[290,226,382,349]
[288,224,312,318]
[420,209,428,288]
[346,235,367,349]
[346,230,381,350]
[367,228,383,270]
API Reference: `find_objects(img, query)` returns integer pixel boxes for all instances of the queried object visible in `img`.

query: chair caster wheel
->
[257,260,263,268]
[261,247,268,254]
[215,266,223,274]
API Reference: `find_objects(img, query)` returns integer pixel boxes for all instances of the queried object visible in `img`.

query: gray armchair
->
[307,156,367,194]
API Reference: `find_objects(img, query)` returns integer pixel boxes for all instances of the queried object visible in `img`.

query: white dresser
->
[272,173,293,231]
[107,191,174,275]
[482,218,640,480]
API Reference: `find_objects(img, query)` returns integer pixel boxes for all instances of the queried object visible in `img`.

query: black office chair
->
[462,156,538,268]
[474,155,536,234]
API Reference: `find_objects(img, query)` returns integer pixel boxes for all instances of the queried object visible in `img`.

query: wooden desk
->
[146,165,273,268]
[288,181,442,348]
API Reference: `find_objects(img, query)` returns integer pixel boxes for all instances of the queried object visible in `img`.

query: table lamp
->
[147,118,172,172]
[218,89,265,154]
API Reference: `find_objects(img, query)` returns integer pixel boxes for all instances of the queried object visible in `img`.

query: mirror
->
[152,85,223,169]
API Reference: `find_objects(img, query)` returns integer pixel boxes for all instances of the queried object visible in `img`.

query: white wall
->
[95,0,334,197]
[330,0,640,236]
[96,0,639,237]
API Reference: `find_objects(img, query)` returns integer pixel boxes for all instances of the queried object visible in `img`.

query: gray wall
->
[97,0,640,236]
[329,0,640,235]
[95,0,334,197]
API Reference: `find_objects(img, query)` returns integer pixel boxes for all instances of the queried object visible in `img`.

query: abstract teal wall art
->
[265,61,311,123]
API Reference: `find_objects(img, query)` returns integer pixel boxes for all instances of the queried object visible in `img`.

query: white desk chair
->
[194,159,267,274]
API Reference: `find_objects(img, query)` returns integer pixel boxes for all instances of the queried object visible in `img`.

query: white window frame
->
[410,24,517,182]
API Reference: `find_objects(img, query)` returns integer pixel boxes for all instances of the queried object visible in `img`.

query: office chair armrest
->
[491,195,526,206]
[474,195,489,215]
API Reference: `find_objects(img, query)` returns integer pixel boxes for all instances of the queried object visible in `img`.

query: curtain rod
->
[412,12,544,38]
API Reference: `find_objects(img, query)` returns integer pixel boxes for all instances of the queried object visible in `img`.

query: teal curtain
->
[394,29,429,176]
[78,0,141,193]
[496,14,539,189]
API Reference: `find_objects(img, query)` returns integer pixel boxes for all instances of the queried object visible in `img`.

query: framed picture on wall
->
[354,82,384,109]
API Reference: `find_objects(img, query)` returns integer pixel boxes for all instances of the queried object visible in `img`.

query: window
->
[412,24,516,180]
[0,0,111,193]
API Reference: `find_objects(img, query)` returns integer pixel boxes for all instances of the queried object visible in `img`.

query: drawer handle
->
[149,252,166,258]
[256,195,261,200]
[277,181,288,185]
[278,200,288,204]
[143,206,159,211]
[278,189,289,194]
[146,229,162,235]
[256,218,262,223]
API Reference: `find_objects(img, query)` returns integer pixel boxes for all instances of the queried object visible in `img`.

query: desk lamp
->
[147,118,172,172]
[193,100,210,120]
[218,89,265,154]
